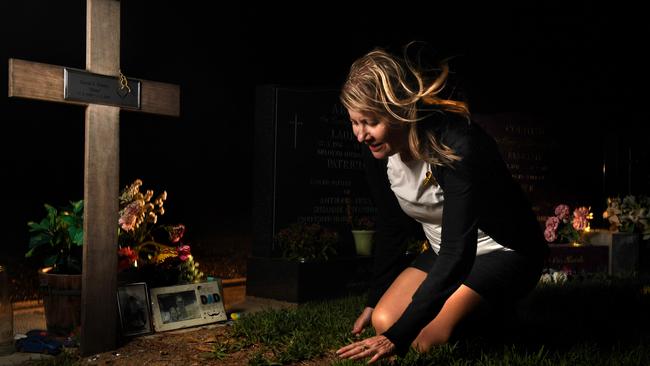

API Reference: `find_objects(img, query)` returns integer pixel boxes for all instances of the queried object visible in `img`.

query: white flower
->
[539,270,569,286]
[552,271,568,284]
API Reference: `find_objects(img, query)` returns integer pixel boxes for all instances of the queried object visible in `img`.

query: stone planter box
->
[546,230,650,276]
[246,256,373,303]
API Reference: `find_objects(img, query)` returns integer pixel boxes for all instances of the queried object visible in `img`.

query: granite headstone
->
[474,113,610,273]
[474,113,556,223]
[248,86,376,301]
[252,86,377,257]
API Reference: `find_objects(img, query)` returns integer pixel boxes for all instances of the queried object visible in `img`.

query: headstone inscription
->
[546,243,609,273]
[251,86,376,257]
[248,86,376,302]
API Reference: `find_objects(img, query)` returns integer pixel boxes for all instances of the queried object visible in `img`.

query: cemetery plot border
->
[246,256,372,303]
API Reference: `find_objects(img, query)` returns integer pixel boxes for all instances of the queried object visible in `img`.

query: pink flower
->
[177,245,191,261]
[544,227,557,242]
[119,200,144,231]
[546,204,593,243]
[545,216,560,230]
[555,204,570,221]
[572,217,587,231]
[572,207,590,231]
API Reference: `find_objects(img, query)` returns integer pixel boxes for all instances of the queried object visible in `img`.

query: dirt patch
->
[69,324,339,366]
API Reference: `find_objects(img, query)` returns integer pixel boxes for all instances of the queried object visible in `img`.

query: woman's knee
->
[412,329,451,352]
[370,306,395,335]
[371,268,428,335]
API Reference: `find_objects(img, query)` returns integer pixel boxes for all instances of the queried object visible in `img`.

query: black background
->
[1,1,648,260]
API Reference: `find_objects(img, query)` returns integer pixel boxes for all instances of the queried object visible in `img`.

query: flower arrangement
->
[351,216,375,231]
[274,222,338,262]
[544,204,593,244]
[117,179,203,285]
[603,195,650,240]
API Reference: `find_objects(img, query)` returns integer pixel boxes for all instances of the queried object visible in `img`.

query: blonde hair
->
[340,43,470,167]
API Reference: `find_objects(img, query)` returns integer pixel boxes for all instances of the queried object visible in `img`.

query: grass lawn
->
[225,274,650,365]
[35,274,650,365]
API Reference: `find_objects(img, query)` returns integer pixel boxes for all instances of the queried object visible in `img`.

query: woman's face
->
[348,109,407,159]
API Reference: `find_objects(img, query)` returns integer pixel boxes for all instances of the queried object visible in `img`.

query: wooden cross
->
[8,0,180,355]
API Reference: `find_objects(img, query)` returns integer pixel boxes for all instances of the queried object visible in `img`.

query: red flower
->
[177,245,191,261]
[117,247,138,270]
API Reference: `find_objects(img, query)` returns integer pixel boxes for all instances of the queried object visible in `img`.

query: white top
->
[387,153,511,255]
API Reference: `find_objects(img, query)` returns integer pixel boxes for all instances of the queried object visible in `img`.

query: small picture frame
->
[149,280,227,332]
[117,282,153,337]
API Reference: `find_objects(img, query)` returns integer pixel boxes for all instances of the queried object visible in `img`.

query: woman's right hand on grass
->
[352,306,374,335]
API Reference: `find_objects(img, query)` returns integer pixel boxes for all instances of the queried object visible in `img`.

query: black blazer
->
[363,114,548,353]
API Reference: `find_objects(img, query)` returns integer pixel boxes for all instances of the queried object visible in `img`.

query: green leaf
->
[44,204,57,220]
[25,247,36,258]
[38,218,53,231]
[71,200,84,215]
[44,255,57,266]
[60,214,76,226]
[29,233,51,248]
[27,220,50,232]
[71,229,84,246]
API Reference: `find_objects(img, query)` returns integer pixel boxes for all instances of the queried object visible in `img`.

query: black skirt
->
[409,247,543,304]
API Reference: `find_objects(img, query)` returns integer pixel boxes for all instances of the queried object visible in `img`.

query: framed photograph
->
[149,280,227,332]
[117,282,153,337]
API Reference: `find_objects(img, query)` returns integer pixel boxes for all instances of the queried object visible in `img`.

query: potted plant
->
[603,195,650,240]
[603,195,650,274]
[274,222,338,262]
[26,200,84,335]
[350,216,376,256]
[246,222,360,303]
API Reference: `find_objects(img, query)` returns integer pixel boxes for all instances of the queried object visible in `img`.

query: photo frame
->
[149,280,227,332]
[117,282,153,337]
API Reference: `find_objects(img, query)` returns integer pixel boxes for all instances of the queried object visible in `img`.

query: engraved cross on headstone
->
[7,0,180,356]
[288,113,303,149]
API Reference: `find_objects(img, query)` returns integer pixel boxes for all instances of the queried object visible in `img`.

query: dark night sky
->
[1,1,648,259]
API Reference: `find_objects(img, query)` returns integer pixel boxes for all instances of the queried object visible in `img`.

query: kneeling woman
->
[336,45,548,363]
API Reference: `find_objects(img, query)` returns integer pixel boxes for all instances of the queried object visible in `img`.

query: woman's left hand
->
[336,335,395,364]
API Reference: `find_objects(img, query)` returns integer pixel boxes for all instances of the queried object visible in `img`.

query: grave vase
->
[610,232,643,276]
[352,230,375,256]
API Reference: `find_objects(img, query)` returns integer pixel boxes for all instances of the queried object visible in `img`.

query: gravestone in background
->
[474,113,610,273]
[473,113,557,223]
[248,86,375,302]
